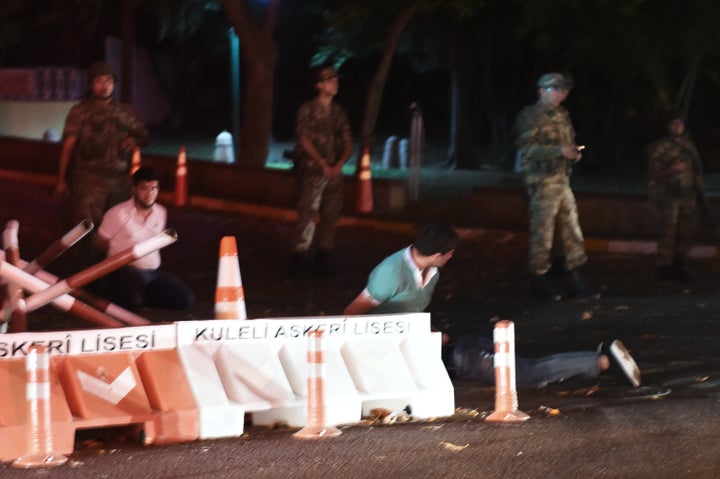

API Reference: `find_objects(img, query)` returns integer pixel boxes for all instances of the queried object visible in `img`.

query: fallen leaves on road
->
[695,376,709,383]
[422,425,444,431]
[538,405,560,416]
[454,407,481,417]
[580,311,593,320]
[362,407,414,425]
[557,384,600,397]
[440,441,469,452]
[614,304,630,311]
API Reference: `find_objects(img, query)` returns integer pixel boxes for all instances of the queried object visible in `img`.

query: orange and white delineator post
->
[174,146,188,207]
[3,219,26,332]
[355,147,373,214]
[12,344,68,468]
[485,320,530,423]
[293,330,342,439]
[23,219,94,275]
[130,146,142,175]
[214,236,246,320]
[23,229,178,313]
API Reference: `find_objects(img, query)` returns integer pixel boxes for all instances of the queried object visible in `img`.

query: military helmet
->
[87,61,116,84]
[537,72,572,89]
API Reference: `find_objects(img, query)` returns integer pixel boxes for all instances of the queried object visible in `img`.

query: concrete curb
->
[3,169,717,259]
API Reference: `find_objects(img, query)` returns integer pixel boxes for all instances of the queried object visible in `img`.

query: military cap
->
[537,73,572,89]
[665,109,685,124]
[87,61,116,84]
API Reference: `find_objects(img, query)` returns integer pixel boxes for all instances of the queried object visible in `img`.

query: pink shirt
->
[97,198,167,269]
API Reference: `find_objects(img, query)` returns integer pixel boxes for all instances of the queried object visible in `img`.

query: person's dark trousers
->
[450,335,600,388]
[107,266,194,311]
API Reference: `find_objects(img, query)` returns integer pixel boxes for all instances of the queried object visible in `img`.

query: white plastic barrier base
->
[177,344,249,439]
[257,338,362,427]
[175,314,453,428]
[340,334,454,418]
[400,333,455,418]
[0,313,454,446]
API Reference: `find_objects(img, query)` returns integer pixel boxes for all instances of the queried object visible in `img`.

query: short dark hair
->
[665,109,685,125]
[132,166,158,185]
[413,223,458,256]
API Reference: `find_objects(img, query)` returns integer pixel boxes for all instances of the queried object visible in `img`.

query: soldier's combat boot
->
[288,250,306,278]
[655,264,674,281]
[313,249,331,277]
[567,269,601,300]
[531,273,562,302]
[671,258,693,283]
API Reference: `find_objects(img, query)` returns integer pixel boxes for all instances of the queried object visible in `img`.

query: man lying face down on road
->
[344,223,641,388]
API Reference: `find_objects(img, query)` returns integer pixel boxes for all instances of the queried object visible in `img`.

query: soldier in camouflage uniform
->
[290,66,354,277]
[54,61,149,228]
[514,73,599,301]
[647,111,704,282]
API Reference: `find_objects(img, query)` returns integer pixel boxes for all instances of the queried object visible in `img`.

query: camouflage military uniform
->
[647,135,703,266]
[293,99,353,252]
[63,98,149,226]
[515,102,587,275]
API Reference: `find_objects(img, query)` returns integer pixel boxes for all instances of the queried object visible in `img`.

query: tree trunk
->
[222,0,279,167]
[120,0,134,103]
[240,54,277,166]
[447,28,476,170]
[446,67,475,170]
[359,1,422,158]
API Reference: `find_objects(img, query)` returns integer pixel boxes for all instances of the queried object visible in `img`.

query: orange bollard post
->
[0,251,125,328]
[130,146,142,175]
[20,259,150,326]
[23,219,94,275]
[23,229,177,312]
[4,285,27,333]
[12,344,68,468]
[355,147,373,213]
[3,219,26,331]
[174,146,188,207]
[214,236,246,319]
[293,330,341,439]
[485,320,530,423]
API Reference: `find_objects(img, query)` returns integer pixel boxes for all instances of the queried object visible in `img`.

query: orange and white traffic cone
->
[355,147,373,213]
[174,146,188,207]
[485,320,530,423]
[293,330,341,439]
[214,236,246,320]
[12,344,68,468]
[130,146,141,175]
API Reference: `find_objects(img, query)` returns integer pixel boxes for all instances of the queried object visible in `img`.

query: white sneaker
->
[608,340,642,387]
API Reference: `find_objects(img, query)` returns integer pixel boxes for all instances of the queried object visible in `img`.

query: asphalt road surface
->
[1,179,720,478]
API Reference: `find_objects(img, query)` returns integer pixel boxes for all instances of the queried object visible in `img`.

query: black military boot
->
[655,264,675,281]
[548,256,570,279]
[288,251,306,278]
[531,273,563,302]
[313,249,331,277]
[671,258,693,283]
[567,269,601,300]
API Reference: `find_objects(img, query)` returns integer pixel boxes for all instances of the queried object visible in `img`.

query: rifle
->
[697,192,720,259]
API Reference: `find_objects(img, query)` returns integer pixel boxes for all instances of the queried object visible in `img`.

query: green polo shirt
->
[366,247,439,314]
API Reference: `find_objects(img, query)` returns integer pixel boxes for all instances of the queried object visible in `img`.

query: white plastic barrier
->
[176,343,249,439]
[176,313,453,436]
[0,313,454,444]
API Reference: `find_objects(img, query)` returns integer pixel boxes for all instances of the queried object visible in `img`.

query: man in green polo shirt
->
[343,223,641,388]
